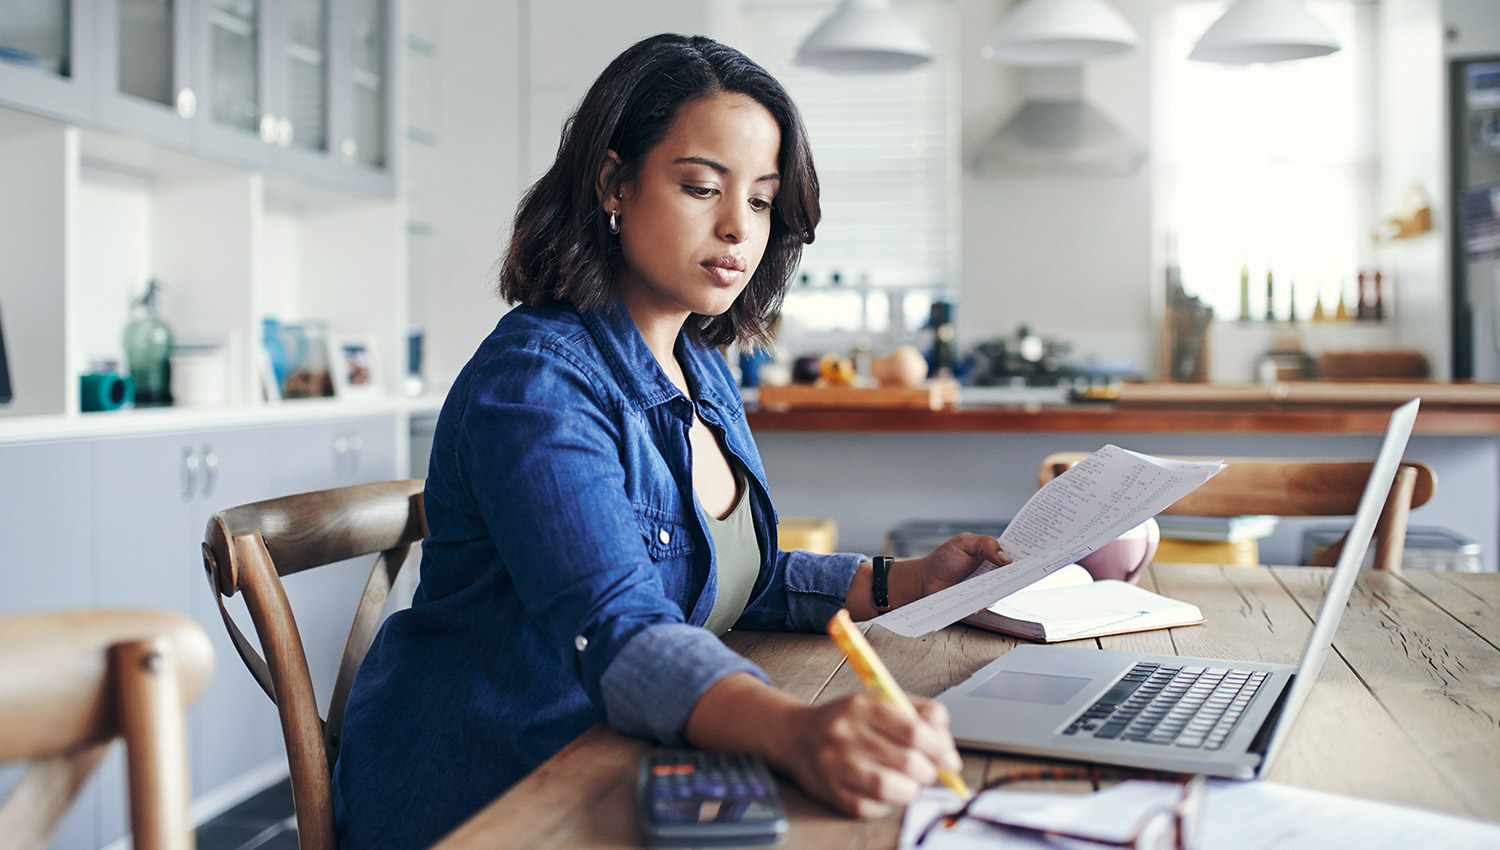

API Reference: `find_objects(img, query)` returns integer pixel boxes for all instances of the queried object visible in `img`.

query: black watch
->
[872,556,894,613]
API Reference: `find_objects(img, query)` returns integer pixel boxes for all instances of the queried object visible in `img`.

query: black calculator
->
[636,749,788,847]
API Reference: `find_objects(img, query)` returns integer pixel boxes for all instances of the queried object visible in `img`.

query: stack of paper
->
[1155,514,1279,542]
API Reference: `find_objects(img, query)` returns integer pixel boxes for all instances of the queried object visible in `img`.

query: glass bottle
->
[1264,269,1275,321]
[123,279,174,406]
[1237,263,1251,322]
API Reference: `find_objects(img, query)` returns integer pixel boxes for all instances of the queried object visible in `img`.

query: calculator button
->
[695,779,728,798]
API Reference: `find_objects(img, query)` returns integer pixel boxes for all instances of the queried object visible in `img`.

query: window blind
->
[744,0,960,295]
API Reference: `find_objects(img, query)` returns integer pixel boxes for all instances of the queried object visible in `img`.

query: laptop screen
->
[1257,398,1420,774]
[0,300,11,405]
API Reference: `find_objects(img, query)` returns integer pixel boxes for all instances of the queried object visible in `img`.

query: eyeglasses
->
[914,768,1206,850]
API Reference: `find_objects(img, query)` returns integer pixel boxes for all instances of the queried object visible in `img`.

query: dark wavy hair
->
[498,33,820,350]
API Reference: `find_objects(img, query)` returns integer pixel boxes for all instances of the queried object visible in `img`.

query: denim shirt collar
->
[578,296,738,419]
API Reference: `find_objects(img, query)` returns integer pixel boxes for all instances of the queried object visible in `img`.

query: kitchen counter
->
[744,381,1500,568]
[745,382,1500,435]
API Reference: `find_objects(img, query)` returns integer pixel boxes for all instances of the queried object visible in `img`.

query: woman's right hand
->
[770,691,962,819]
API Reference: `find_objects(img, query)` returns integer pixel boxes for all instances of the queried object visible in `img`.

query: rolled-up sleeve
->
[779,549,863,631]
[600,624,769,744]
[735,548,863,633]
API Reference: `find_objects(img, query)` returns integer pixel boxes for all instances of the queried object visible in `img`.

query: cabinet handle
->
[278,117,294,148]
[181,446,199,502]
[176,87,197,119]
[340,138,358,162]
[260,114,278,144]
[200,446,219,500]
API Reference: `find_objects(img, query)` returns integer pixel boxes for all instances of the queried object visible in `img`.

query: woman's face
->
[611,92,782,328]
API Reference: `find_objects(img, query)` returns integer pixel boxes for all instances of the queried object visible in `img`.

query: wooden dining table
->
[432,564,1500,849]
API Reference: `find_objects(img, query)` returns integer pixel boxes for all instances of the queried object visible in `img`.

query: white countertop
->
[0,394,446,444]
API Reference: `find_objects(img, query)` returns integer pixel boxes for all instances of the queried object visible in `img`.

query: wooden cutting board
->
[756,379,959,410]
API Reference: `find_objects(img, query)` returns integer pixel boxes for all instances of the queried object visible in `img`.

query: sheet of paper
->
[900,780,1500,850]
[873,446,1224,638]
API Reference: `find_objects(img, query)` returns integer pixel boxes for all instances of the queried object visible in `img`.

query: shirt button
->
[658,528,671,545]
[574,635,588,652]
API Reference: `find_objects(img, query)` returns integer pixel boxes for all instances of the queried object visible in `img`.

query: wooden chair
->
[1038,454,1436,572]
[200,480,427,850]
[0,609,213,850]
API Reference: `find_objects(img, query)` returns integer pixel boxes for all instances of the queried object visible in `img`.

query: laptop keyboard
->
[1063,662,1269,750]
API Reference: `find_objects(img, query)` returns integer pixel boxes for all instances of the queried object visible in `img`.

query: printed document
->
[900,779,1500,850]
[873,446,1225,638]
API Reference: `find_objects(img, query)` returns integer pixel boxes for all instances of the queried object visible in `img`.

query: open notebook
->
[961,564,1203,643]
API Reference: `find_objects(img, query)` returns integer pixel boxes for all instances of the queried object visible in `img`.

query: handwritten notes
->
[872,446,1224,638]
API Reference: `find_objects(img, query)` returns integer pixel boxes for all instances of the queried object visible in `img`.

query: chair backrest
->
[1038,454,1436,572]
[0,609,213,850]
[201,480,427,850]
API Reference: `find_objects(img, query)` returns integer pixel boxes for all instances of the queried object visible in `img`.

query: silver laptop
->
[936,398,1420,779]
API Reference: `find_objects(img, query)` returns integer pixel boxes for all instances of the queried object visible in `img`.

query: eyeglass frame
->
[914,767,1207,850]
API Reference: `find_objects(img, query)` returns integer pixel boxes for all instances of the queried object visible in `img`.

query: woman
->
[332,33,1006,848]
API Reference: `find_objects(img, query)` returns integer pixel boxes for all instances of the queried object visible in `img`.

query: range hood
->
[972,67,1144,177]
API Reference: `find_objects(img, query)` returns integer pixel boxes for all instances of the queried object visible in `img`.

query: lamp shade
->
[1189,0,1340,64]
[982,0,1139,67]
[794,0,934,74]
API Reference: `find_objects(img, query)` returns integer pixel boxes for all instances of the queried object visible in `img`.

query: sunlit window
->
[1154,0,1377,322]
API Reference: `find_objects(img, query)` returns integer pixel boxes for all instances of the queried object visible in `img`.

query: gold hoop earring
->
[608,209,620,235]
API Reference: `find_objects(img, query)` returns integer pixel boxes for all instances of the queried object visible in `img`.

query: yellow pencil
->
[826,609,971,799]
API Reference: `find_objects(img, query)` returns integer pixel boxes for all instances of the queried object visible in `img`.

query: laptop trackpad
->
[972,671,1092,705]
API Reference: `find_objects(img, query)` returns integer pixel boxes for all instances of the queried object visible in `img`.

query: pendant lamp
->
[794,0,934,74]
[983,0,1140,67]
[1189,0,1340,64]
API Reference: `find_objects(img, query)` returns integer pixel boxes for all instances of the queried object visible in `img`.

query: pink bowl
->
[1076,518,1160,584]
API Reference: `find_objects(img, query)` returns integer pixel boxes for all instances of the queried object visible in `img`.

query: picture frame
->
[329,335,382,398]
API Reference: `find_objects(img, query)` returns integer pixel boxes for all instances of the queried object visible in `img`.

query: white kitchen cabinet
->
[95,0,196,149]
[0,0,92,123]
[0,0,404,427]
[266,417,399,718]
[0,411,401,848]
[81,0,394,193]
[92,426,283,845]
[0,122,407,424]
[0,438,98,850]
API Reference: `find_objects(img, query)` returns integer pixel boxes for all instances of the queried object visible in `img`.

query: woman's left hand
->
[847,533,1010,620]
[913,533,1010,598]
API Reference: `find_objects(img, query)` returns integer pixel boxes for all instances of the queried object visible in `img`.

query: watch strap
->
[872,556,894,613]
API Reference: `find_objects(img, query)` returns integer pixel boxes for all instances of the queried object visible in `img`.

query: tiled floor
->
[196,779,298,850]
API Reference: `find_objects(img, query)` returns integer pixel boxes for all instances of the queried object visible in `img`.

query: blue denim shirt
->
[331,299,863,849]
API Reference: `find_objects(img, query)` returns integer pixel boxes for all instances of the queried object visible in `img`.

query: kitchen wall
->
[418,1,1485,386]
[956,0,1155,374]
[413,0,736,390]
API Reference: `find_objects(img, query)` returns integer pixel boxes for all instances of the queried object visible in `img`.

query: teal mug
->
[80,373,135,412]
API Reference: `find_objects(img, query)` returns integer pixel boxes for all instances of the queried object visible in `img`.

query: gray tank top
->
[701,469,762,635]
